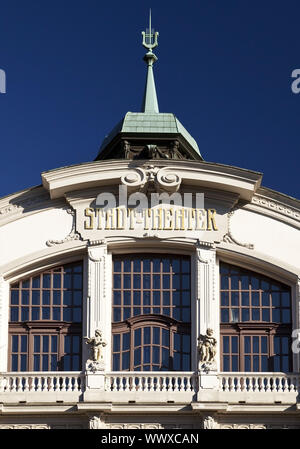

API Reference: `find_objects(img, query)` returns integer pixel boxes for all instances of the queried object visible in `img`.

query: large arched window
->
[220,262,292,372]
[9,262,83,372]
[112,255,191,371]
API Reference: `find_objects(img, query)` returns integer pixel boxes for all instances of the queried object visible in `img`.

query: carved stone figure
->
[85,329,107,362]
[198,328,217,363]
[123,140,131,159]
[89,415,106,429]
[202,416,217,429]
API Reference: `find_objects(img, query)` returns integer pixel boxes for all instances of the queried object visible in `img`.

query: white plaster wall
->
[230,209,300,270]
[0,209,73,267]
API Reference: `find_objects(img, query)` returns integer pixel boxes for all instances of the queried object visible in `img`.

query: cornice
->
[0,185,66,227]
[244,187,300,229]
[41,159,262,202]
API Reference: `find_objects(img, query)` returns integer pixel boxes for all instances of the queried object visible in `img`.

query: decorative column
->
[195,241,219,391]
[84,240,111,398]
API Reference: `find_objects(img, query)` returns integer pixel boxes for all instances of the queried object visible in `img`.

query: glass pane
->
[182,275,190,289]
[113,334,120,352]
[133,291,140,305]
[63,291,72,305]
[223,355,229,371]
[241,292,249,306]
[123,333,130,351]
[21,355,27,371]
[42,291,50,305]
[244,336,251,354]
[32,276,40,288]
[231,276,239,290]
[153,275,160,289]
[262,309,270,322]
[73,336,80,353]
[143,291,150,305]
[231,292,239,306]
[53,291,61,305]
[34,336,40,352]
[32,307,40,320]
[73,274,82,289]
[10,307,18,321]
[143,275,150,289]
[133,259,140,272]
[43,274,51,288]
[133,274,141,289]
[153,327,160,345]
[252,292,260,306]
[124,291,131,305]
[252,308,260,321]
[114,260,121,272]
[253,337,259,353]
[232,355,238,371]
[282,309,291,323]
[21,335,27,352]
[73,291,82,305]
[52,336,58,353]
[34,355,40,371]
[122,352,130,370]
[183,335,190,353]
[281,292,290,307]
[53,274,61,288]
[144,327,150,345]
[113,354,120,370]
[12,335,18,353]
[182,291,190,305]
[163,275,170,289]
[221,309,229,323]
[221,276,229,290]
[11,290,19,305]
[153,346,160,364]
[230,308,239,322]
[134,348,141,366]
[124,275,131,289]
[21,307,29,321]
[261,356,268,372]
[162,329,169,347]
[271,292,280,307]
[143,346,150,364]
[43,336,49,352]
[232,336,238,354]
[242,308,250,321]
[113,275,121,289]
[244,355,251,371]
[123,259,131,272]
[262,292,270,306]
[223,336,229,354]
[134,329,141,347]
[163,291,170,305]
[21,291,29,305]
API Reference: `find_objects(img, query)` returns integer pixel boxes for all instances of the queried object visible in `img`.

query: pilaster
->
[195,241,219,392]
[0,275,9,371]
[84,240,111,371]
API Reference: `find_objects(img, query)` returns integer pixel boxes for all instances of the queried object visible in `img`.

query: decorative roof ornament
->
[141,10,159,113]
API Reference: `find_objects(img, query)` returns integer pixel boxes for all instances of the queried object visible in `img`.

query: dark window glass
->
[220,262,292,373]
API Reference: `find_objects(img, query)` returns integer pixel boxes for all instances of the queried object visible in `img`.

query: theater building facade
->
[1,26,300,430]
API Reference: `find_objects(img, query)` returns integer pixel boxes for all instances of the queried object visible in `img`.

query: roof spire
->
[141,9,159,113]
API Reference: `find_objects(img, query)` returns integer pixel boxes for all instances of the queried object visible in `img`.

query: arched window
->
[112,255,191,371]
[220,262,292,372]
[9,262,83,372]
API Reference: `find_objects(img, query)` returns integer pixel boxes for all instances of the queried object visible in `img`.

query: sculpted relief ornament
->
[121,166,181,194]
[85,329,107,372]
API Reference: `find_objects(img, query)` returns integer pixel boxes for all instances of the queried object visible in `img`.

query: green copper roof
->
[98,112,202,158]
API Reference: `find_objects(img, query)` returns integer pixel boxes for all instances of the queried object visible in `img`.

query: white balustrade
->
[0,372,84,393]
[105,372,196,393]
[219,373,300,393]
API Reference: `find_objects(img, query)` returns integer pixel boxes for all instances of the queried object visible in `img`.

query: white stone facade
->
[0,159,300,429]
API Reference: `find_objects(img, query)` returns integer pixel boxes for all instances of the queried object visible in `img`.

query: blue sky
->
[0,0,299,199]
